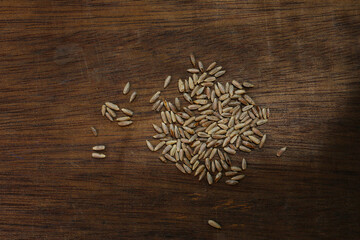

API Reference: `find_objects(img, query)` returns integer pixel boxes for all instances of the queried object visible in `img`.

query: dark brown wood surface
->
[0,1,359,239]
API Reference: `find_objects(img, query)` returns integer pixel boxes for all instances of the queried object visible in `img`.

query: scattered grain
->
[164,75,171,88]
[101,105,106,116]
[150,91,161,103]
[90,126,98,136]
[225,180,238,185]
[129,91,137,102]
[208,220,221,229]
[146,140,154,151]
[190,53,196,67]
[92,153,106,159]
[92,145,105,151]
[123,82,130,95]
[277,147,287,157]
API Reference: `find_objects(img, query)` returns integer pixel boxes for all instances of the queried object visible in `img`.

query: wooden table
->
[1,1,359,239]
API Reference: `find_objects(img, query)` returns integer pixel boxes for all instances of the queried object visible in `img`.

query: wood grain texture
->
[1,1,360,239]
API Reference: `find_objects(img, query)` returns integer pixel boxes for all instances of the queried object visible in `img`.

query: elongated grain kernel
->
[199,169,206,181]
[187,68,200,73]
[159,155,166,163]
[224,147,236,154]
[90,126,98,136]
[150,91,161,103]
[183,93,192,103]
[190,53,196,66]
[195,164,205,176]
[231,166,242,172]
[92,152,106,159]
[175,163,186,173]
[226,180,239,185]
[192,160,199,170]
[215,172,222,183]
[105,102,120,111]
[164,75,171,88]
[239,145,251,153]
[146,140,154,151]
[207,172,213,185]
[232,80,242,89]
[118,121,133,126]
[277,147,287,157]
[206,62,216,71]
[121,108,133,116]
[252,127,263,137]
[242,158,247,170]
[209,66,222,75]
[244,95,255,105]
[256,119,268,126]
[174,98,181,111]
[105,112,114,121]
[101,105,106,116]
[215,70,226,77]
[152,123,163,133]
[178,79,185,93]
[231,174,245,181]
[129,91,137,102]
[189,77,194,89]
[225,171,237,177]
[154,141,165,151]
[123,82,130,95]
[165,154,177,162]
[162,145,172,154]
[152,99,161,111]
[259,134,267,148]
[215,160,222,172]
[208,220,221,229]
[243,81,254,88]
[249,135,260,144]
[92,145,105,151]
[106,107,117,118]
[117,116,131,121]
[198,61,204,72]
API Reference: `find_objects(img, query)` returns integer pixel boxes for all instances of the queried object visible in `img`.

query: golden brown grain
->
[208,220,221,229]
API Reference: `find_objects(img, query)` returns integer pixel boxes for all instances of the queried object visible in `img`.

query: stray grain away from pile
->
[146,54,270,186]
